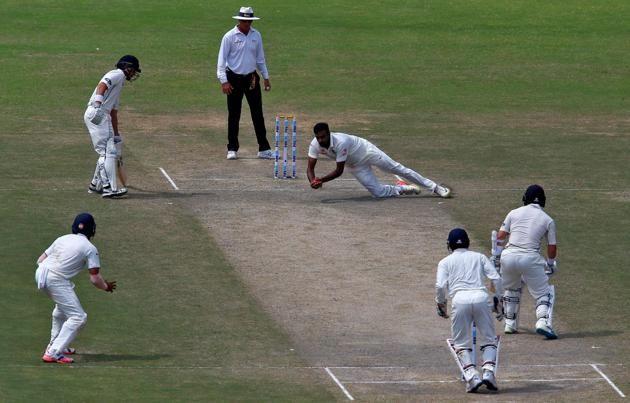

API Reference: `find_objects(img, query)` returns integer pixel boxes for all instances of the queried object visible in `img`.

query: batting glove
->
[88,106,106,125]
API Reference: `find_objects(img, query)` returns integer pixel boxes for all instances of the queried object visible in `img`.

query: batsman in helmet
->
[491,184,558,339]
[84,55,141,198]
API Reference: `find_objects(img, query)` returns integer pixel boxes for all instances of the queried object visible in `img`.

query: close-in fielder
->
[436,228,503,393]
[491,184,558,339]
[36,213,116,364]
[84,55,141,198]
[307,123,451,198]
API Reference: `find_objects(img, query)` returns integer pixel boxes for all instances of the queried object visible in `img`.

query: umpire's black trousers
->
[226,70,270,152]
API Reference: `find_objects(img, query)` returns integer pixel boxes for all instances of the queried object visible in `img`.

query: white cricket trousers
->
[84,107,119,190]
[500,248,551,299]
[451,290,496,350]
[40,271,88,355]
[347,145,437,198]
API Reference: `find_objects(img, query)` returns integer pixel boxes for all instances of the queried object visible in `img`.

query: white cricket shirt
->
[500,204,556,252]
[307,132,373,167]
[217,26,269,83]
[435,249,500,303]
[40,234,100,280]
[87,69,126,113]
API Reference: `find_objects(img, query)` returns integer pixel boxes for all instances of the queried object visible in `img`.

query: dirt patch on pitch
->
[141,113,627,400]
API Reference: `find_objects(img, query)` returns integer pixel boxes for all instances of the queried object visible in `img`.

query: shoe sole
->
[394,175,408,185]
[42,356,74,364]
[483,380,498,391]
[536,328,558,339]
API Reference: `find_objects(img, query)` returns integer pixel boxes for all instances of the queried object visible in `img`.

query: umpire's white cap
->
[233,7,260,20]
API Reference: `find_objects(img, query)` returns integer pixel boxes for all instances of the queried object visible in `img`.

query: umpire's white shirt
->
[435,249,500,303]
[217,26,269,83]
[308,133,375,167]
[38,234,100,281]
[500,204,556,252]
[87,69,125,113]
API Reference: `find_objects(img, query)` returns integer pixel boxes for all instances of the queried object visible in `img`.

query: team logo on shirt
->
[105,78,112,86]
[341,148,347,156]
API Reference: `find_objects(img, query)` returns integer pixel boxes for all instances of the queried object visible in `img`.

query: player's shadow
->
[502,383,564,394]
[320,194,439,204]
[557,329,623,339]
[79,353,170,362]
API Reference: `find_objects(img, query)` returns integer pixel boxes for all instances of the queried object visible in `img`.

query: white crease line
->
[325,367,354,401]
[346,378,603,384]
[591,364,626,398]
[350,378,605,384]
[159,167,179,190]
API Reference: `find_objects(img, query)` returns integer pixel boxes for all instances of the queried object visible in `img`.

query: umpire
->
[217,6,273,160]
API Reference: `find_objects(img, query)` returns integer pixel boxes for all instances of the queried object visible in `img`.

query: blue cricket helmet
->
[523,184,546,207]
[72,213,96,239]
[447,228,470,251]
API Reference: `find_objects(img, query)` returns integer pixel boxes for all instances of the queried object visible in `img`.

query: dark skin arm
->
[307,157,345,188]
[88,268,116,293]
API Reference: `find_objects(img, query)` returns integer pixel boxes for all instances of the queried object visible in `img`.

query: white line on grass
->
[591,364,626,398]
[159,167,179,190]
[325,367,354,401]
[346,378,603,384]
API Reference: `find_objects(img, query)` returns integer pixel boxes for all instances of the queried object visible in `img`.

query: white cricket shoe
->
[504,323,518,334]
[433,184,451,198]
[227,151,238,160]
[102,187,128,199]
[482,370,498,391]
[398,185,420,195]
[466,374,483,393]
[257,150,275,159]
[535,319,558,339]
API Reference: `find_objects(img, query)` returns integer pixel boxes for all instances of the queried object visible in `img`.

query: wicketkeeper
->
[35,213,116,364]
[436,228,503,393]
[84,55,141,198]
[491,184,558,339]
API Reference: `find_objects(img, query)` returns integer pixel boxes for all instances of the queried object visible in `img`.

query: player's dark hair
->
[313,122,329,135]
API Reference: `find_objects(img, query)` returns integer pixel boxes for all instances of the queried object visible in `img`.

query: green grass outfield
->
[1,0,629,400]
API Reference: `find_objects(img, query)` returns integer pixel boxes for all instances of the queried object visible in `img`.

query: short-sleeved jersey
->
[87,69,126,112]
[500,204,556,252]
[40,234,100,280]
[435,249,500,302]
[307,132,373,167]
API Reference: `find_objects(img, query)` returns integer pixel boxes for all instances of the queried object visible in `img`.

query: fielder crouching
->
[436,228,503,393]
[35,213,116,364]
